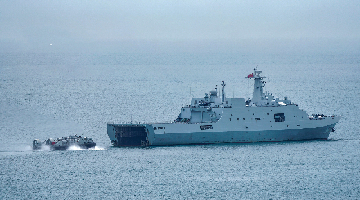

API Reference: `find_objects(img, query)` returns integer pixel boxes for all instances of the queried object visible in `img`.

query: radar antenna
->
[221,81,226,102]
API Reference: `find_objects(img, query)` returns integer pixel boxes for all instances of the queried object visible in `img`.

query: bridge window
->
[274,113,285,122]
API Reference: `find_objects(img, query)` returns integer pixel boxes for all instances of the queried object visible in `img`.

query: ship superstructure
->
[107,69,340,146]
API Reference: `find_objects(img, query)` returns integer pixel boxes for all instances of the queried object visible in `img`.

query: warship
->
[33,135,96,150]
[107,69,340,146]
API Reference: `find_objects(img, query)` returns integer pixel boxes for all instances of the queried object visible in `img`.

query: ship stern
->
[107,123,152,147]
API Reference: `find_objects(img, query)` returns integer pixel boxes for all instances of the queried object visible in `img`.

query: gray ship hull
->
[107,69,340,147]
[107,123,337,147]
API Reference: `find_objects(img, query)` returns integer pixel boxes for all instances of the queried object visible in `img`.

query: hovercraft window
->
[274,113,285,122]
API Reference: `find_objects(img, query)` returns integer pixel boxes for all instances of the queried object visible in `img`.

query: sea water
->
[0,52,359,199]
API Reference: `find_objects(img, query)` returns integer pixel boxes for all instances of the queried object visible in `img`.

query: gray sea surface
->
[0,53,359,199]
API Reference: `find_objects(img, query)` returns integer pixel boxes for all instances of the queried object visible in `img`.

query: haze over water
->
[1,52,359,199]
[1,1,360,199]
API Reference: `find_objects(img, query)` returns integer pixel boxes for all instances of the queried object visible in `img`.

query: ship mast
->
[221,81,226,102]
[246,68,266,104]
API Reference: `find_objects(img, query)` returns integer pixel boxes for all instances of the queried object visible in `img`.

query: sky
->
[1,0,359,54]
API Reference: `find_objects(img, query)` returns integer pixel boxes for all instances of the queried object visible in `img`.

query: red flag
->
[247,73,254,78]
